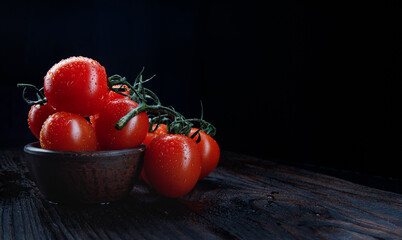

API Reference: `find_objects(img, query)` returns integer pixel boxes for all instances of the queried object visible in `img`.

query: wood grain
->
[0,150,401,240]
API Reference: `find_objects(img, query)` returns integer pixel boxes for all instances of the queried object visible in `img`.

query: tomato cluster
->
[141,124,220,197]
[27,56,149,152]
[21,56,220,198]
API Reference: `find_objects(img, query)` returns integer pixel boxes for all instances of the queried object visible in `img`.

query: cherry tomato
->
[109,84,130,101]
[144,134,202,198]
[190,128,220,179]
[142,124,168,146]
[140,124,168,185]
[44,56,109,117]
[94,99,149,150]
[40,112,97,151]
[28,103,56,139]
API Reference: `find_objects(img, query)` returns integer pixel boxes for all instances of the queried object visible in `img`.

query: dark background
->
[1,1,401,184]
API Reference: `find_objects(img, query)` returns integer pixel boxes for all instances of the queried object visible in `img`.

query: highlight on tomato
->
[190,128,220,179]
[28,103,57,140]
[93,98,149,150]
[142,124,168,146]
[44,56,109,117]
[140,125,220,186]
[40,112,98,151]
[139,124,168,185]
[18,59,220,199]
[144,134,202,198]
[109,84,130,101]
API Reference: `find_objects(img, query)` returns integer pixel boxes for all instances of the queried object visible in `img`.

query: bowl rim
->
[24,141,146,157]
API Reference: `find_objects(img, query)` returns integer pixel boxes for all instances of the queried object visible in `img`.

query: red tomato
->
[190,128,220,179]
[142,124,168,146]
[94,99,149,150]
[44,56,109,117]
[40,112,97,151]
[140,124,168,186]
[144,134,202,198]
[28,103,56,139]
[109,84,130,101]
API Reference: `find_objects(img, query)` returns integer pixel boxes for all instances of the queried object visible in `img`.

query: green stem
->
[187,118,217,136]
[17,83,47,105]
[115,103,180,130]
[115,102,147,130]
[108,69,216,137]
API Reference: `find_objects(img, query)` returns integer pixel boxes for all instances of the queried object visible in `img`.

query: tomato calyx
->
[107,69,216,139]
[17,83,47,106]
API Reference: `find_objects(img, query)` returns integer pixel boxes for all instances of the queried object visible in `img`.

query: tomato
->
[109,84,130,101]
[94,99,149,150]
[152,124,168,135]
[144,134,202,198]
[44,56,109,117]
[140,124,168,185]
[40,112,97,151]
[142,124,168,146]
[28,103,56,139]
[190,128,220,179]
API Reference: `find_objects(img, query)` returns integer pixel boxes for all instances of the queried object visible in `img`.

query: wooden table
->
[1,149,401,239]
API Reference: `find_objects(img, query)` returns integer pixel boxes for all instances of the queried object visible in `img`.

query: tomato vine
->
[107,69,216,139]
[17,83,47,106]
[17,68,217,140]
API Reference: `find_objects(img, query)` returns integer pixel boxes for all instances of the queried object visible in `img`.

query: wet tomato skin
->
[28,103,56,140]
[44,56,109,117]
[94,99,149,150]
[108,85,130,101]
[140,124,168,185]
[190,128,220,179]
[142,124,168,146]
[144,134,202,198]
[40,112,97,151]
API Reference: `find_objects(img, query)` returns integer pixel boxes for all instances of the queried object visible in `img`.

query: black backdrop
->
[1,1,401,180]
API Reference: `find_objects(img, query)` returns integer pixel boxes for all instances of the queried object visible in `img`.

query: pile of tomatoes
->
[21,56,220,198]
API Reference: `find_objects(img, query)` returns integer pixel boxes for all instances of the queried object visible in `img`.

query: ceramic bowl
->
[24,142,145,204]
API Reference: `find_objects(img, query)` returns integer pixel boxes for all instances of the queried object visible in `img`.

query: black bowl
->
[24,142,145,204]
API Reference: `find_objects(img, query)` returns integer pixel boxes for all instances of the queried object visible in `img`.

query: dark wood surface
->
[1,149,401,240]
